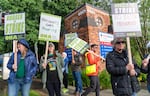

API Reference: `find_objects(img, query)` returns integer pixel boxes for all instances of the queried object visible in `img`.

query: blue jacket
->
[7,39,37,83]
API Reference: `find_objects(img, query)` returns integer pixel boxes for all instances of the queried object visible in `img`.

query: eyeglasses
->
[115,41,125,44]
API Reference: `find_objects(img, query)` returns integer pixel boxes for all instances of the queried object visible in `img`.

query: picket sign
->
[13,40,18,72]
[38,13,61,66]
[86,49,105,61]
[44,41,49,65]
[126,37,132,64]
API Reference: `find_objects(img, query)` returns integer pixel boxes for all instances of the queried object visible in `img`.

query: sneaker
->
[62,88,69,93]
[75,92,82,96]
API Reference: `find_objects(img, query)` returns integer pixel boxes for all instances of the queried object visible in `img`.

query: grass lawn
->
[29,90,40,96]
[0,90,41,96]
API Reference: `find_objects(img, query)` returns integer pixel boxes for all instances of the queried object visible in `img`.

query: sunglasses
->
[115,41,125,44]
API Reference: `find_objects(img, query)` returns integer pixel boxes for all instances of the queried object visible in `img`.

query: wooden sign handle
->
[44,41,49,67]
[126,37,132,64]
[86,49,105,61]
[13,40,17,72]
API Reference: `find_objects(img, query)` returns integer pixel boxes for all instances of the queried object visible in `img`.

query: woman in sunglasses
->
[106,38,140,96]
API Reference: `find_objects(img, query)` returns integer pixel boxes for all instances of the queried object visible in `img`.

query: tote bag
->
[85,64,96,75]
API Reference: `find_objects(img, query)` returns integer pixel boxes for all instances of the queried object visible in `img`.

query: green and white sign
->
[65,33,78,47]
[68,38,89,54]
[4,13,25,35]
[39,13,61,42]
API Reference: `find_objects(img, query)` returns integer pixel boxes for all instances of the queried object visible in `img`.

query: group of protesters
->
[6,38,150,96]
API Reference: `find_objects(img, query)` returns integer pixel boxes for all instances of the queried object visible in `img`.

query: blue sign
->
[100,45,113,58]
[65,48,72,62]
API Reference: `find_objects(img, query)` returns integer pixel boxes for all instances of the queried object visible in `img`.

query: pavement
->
[64,86,150,96]
[0,78,149,96]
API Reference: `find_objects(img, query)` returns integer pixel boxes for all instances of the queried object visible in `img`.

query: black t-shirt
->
[46,54,59,82]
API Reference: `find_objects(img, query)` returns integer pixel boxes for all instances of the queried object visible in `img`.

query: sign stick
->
[44,41,49,65]
[72,49,74,62]
[86,49,105,61]
[126,37,132,64]
[13,40,17,71]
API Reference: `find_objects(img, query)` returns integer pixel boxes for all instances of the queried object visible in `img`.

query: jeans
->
[8,78,32,96]
[72,71,82,93]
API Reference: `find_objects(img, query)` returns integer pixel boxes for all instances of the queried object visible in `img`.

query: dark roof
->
[65,3,109,18]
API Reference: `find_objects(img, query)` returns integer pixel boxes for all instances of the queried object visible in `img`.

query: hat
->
[146,41,150,48]
[17,38,30,49]
[49,42,55,48]
[62,52,67,58]
[111,38,125,45]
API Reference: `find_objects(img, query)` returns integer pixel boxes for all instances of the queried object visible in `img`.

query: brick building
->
[59,3,110,53]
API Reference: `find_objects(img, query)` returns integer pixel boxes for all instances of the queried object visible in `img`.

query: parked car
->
[0,52,12,80]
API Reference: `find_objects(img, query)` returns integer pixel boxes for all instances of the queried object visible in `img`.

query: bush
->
[99,70,111,89]
[81,68,90,87]
[68,67,111,89]
[138,73,147,82]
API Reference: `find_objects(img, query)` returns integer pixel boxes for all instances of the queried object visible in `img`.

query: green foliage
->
[68,68,111,89]
[18,90,40,96]
[29,90,40,96]
[81,68,90,87]
[99,70,111,89]
[138,73,147,82]
[68,66,74,86]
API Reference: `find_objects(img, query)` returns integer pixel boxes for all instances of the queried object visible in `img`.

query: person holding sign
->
[40,42,63,96]
[106,38,140,96]
[61,52,69,94]
[7,39,38,96]
[81,44,101,96]
[71,49,83,96]
[141,41,150,93]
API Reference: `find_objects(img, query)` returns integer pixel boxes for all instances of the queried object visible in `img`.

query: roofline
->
[65,3,109,18]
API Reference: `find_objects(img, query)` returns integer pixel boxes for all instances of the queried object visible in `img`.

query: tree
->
[0,0,43,53]
[134,0,150,59]
[104,0,150,60]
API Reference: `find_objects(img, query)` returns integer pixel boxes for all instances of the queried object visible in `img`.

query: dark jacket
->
[106,50,140,96]
[7,39,37,83]
[71,54,82,71]
[141,54,150,84]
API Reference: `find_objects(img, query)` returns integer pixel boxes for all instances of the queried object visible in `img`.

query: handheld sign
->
[38,13,61,65]
[4,13,25,72]
[111,3,142,64]
[4,13,25,40]
[65,32,78,47]
[68,37,89,54]
[111,3,141,38]
[68,37,105,60]
[39,13,61,42]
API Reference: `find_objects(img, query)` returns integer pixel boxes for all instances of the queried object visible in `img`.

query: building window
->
[95,17,103,26]
[72,19,79,29]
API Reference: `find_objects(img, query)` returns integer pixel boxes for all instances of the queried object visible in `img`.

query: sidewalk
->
[1,78,149,96]
[65,86,149,96]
